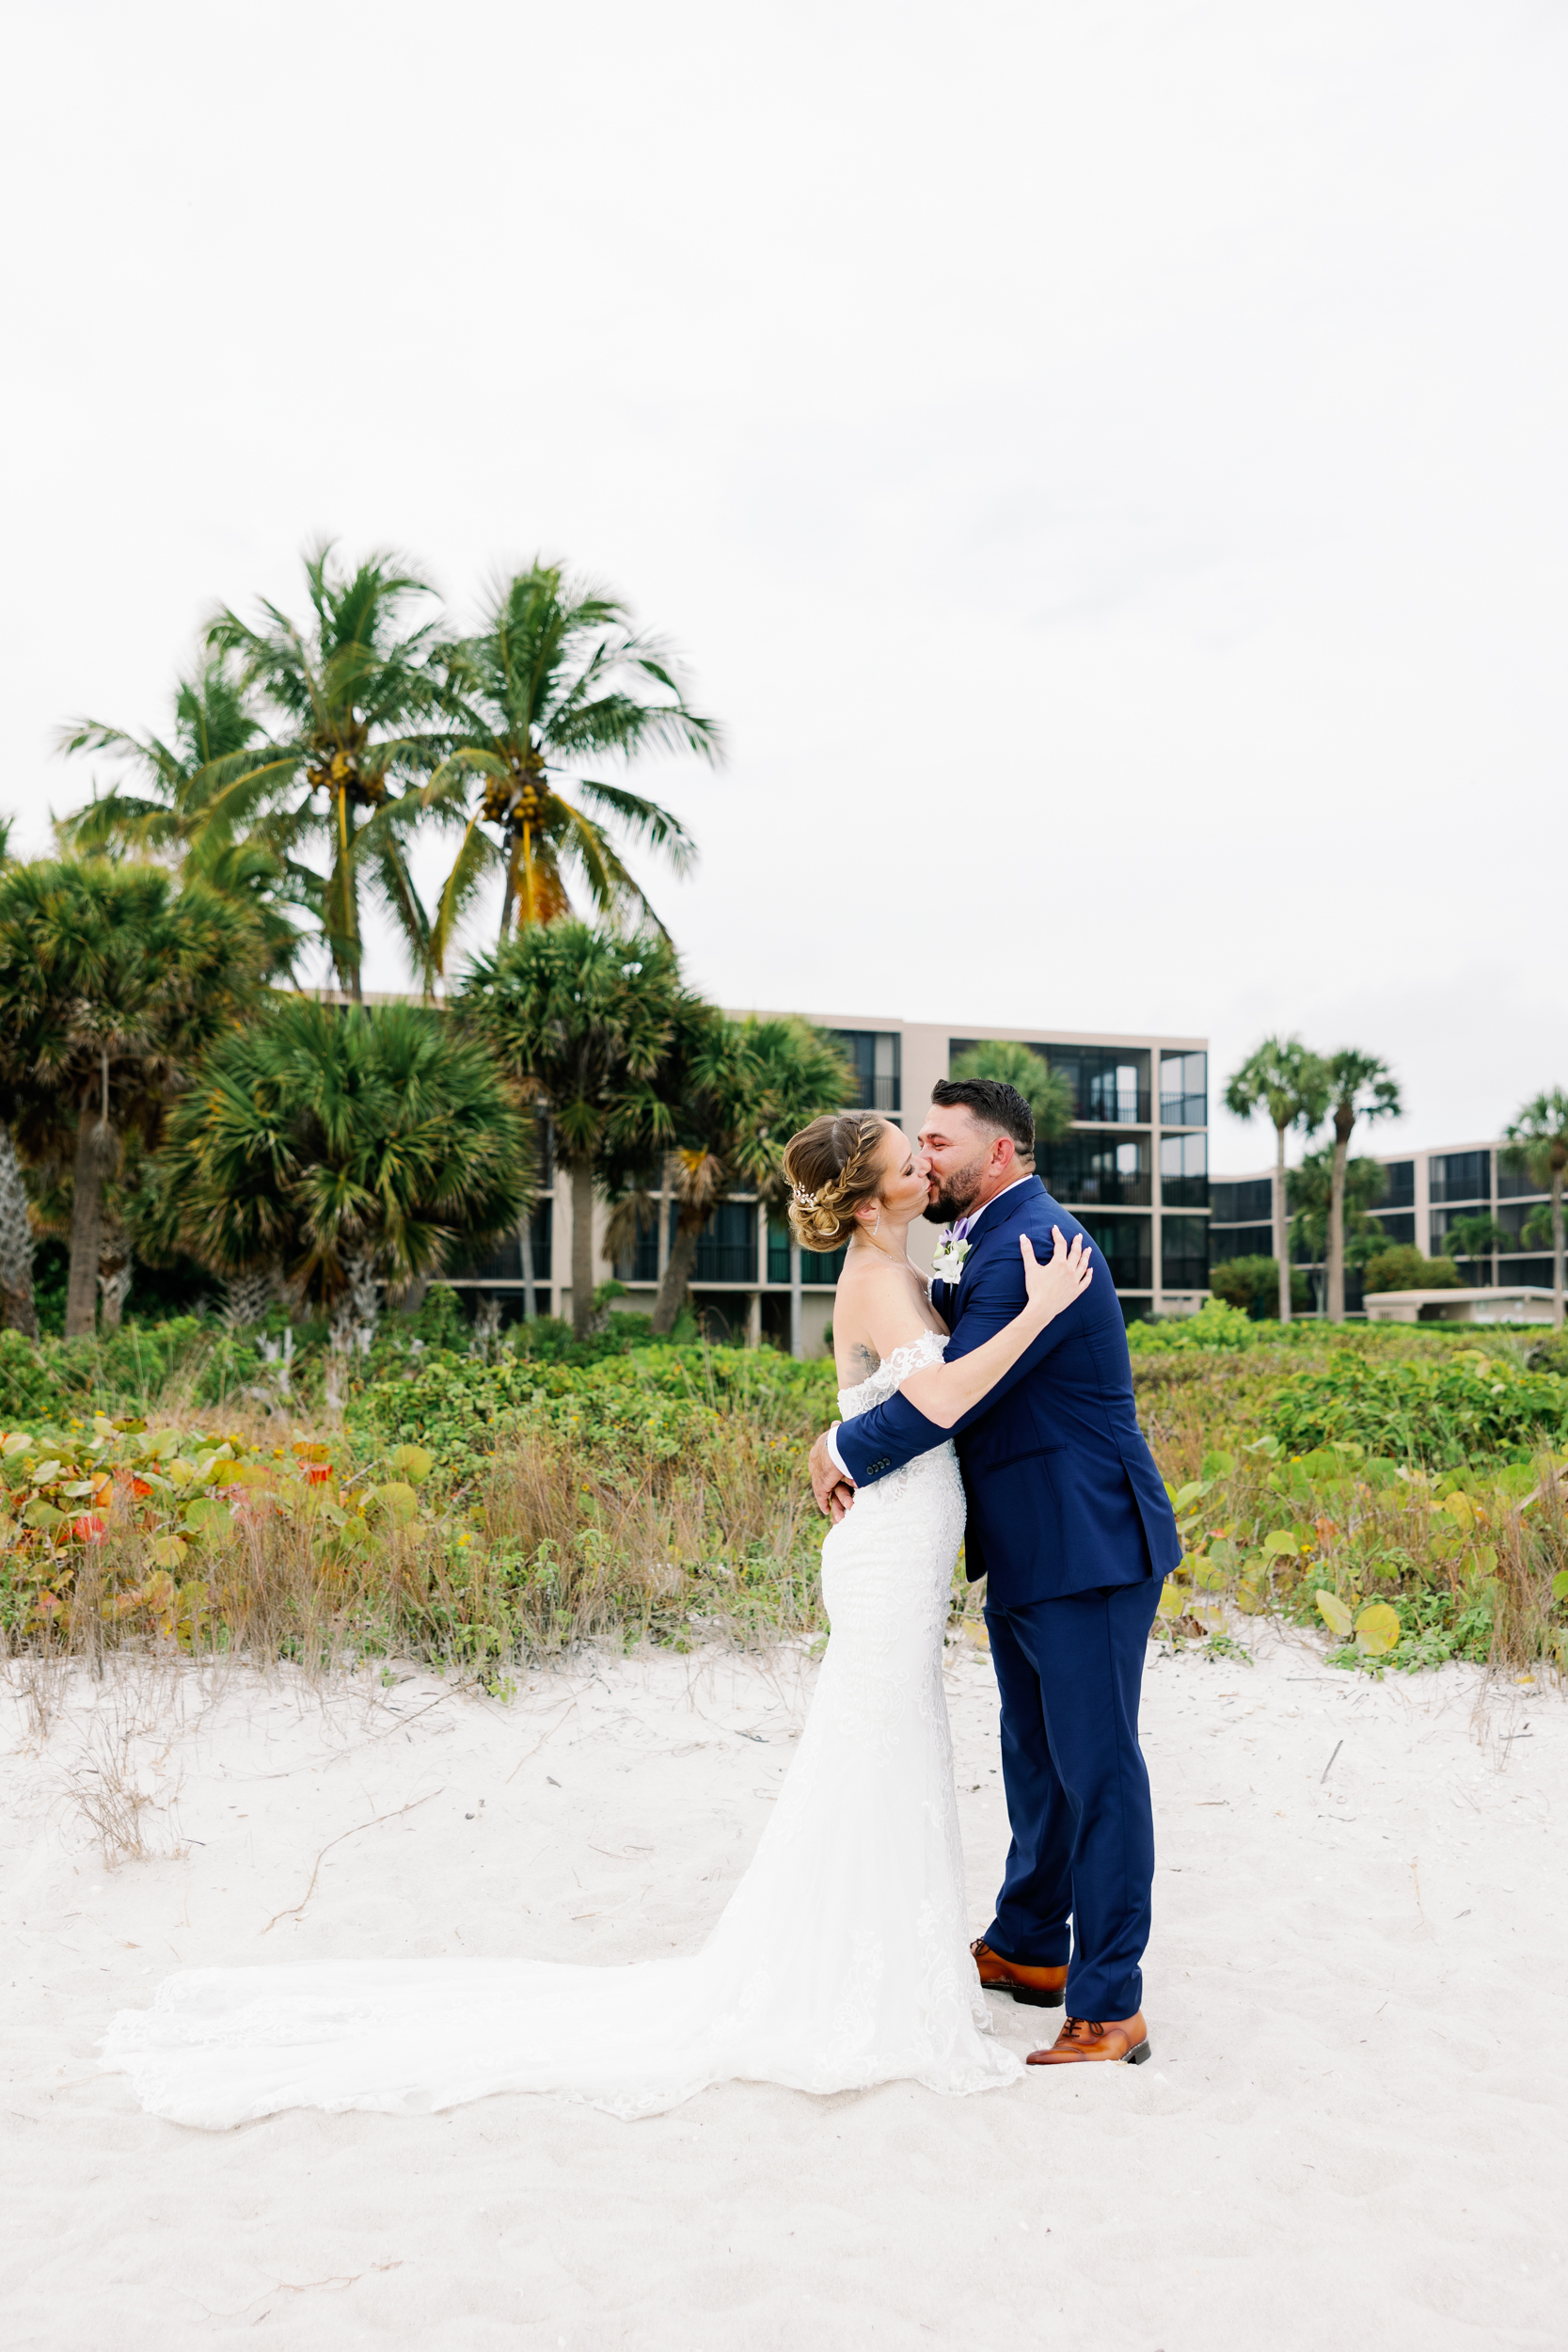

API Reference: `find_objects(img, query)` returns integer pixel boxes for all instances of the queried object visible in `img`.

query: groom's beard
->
[924,1157,990,1226]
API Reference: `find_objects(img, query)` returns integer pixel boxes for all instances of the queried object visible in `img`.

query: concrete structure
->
[1212,1136,1560,1315]
[1364,1286,1557,1326]
[451,1010,1211,1353]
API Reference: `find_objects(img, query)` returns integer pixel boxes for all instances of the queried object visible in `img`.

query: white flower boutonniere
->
[930,1230,972,1286]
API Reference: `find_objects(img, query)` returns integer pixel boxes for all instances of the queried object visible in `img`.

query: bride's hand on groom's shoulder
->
[1021,1227,1093,1323]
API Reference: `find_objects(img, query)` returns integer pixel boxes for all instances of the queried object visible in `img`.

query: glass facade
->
[766,1222,847,1285]
[1209,1222,1275,1263]
[1077,1212,1152,1291]
[1037,1134,1150,1207]
[1212,1178,1273,1225]
[832,1029,901,1115]
[1159,1052,1207,1127]
[1498,1157,1546,1201]
[449,1200,552,1283]
[1382,1160,1415,1209]
[1160,1131,1208,1208]
[1162,1215,1210,1290]
[1031,1045,1150,1126]
[1430,1151,1490,1204]
[1370,1211,1416,1247]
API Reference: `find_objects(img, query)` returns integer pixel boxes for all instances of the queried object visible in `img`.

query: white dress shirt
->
[824,1176,1033,1479]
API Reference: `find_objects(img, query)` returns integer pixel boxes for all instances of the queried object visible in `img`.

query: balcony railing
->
[1058,1169,1152,1208]
[1072,1089,1150,1126]
[1158,1091,1207,1126]
[767,1227,847,1284]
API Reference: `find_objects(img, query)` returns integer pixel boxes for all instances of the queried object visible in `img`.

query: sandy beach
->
[3,1629,1563,2351]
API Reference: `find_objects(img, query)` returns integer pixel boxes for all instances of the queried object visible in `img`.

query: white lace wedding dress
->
[101,1333,1022,2126]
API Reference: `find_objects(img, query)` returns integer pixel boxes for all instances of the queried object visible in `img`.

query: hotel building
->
[451,1011,1212,1353]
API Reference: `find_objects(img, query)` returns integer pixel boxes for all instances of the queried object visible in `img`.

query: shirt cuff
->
[826,1422,850,1479]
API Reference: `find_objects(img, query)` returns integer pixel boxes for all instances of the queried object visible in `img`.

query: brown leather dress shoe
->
[970,1937,1068,2009]
[1026,2011,1150,2065]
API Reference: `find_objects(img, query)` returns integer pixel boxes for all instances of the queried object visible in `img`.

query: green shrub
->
[1271,1346,1568,1463]
[1207,1256,1310,1316]
[1362,1246,1462,1295]
[1127,1298,1261,1354]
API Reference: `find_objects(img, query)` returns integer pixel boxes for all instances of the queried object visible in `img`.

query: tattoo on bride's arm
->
[849,1342,881,1379]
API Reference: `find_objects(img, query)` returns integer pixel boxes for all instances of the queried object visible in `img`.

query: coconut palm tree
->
[455,920,688,1338]
[614,1012,850,1337]
[1287,1147,1392,1311]
[949,1040,1073,1151]
[1321,1051,1402,1321]
[420,565,720,977]
[206,546,450,996]
[1504,1089,1568,1329]
[0,815,35,1333]
[0,859,267,1335]
[1223,1038,1331,1323]
[153,997,532,1339]
[57,653,315,977]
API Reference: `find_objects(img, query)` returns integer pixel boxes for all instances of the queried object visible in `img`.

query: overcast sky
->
[4,0,1563,1172]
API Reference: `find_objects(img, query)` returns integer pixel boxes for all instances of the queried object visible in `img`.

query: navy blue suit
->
[833,1176,1180,2018]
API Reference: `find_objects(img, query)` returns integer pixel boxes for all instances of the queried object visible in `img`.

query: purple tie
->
[952,1216,972,1242]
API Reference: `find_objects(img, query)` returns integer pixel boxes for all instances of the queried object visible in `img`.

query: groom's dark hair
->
[931,1076,1034,1154]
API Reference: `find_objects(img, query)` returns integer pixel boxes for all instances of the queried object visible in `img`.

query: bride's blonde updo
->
[782,1111,891,1253]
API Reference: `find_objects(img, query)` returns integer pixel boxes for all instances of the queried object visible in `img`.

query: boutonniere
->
[931,1229,972,1286]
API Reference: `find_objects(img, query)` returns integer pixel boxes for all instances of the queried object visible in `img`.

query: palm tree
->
[949,1040,1073,1153]
[1288,1148,1391,1311]
[421,564,721,977]
[58,654,313,977]
[207,546,449,996]
[1442,1213,1513,1287]
[1504,1089,1568,1329]
[0,816,35,1334]
[0,860,267,1335]
[617,1012,850,1337]
[154,997,531,1339]
[455,920,687,1338]
[1322,1050,1402,1321]
[1224,1039,1332,1322]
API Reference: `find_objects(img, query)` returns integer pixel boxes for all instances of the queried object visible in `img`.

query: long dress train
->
[100,1334,1022,2125]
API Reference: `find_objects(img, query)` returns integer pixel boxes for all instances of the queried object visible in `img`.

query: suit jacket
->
[832,1176,1180,1606]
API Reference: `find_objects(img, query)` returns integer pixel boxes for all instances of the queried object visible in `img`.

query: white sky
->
[3,0,1563,1173]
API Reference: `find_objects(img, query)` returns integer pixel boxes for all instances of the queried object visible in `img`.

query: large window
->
[1497,1156,1546,1201]
[692,1200,757,1283]
[1162,1216,1210,1291]
[451,1200,552,1283]
[1370,1211,1416,1247]
[767,1222,847,1284]
[1209,1222,1275,1263]
[1382,1160,1415,1209]
[832,1029,900,1114]
[1159,1052,1207,1127]
[1037,1134,1149,1207]
[1429,1151,1490,1205]
[1033,1045,1149,1126]
[1077,1213,1151,1290]
[1160,1132,1208,1208]
[1212,1178,1273,1225]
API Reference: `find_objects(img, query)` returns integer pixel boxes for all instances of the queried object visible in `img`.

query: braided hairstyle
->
[781,1112,892,1252]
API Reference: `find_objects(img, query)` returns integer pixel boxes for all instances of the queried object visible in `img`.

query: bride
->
[102,1109,1092,2126]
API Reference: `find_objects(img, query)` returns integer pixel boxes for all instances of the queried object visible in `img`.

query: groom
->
[809,1077,1180,2066]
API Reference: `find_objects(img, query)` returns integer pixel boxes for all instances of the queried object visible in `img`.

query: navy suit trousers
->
[983,1577,1164,2021]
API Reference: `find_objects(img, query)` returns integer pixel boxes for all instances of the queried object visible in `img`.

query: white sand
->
[2,1630,1564,2351]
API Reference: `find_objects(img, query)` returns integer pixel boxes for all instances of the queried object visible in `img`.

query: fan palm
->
[455,921,688,1338]
[58,653,313,977]
[1504,1089,1568,1329]
[608,1012,850,1336]
[154,998,532,1329]
[1223,1038,1331,1322]
[207,546,450,995]
[422,565,720,977]
[1322,1051,1402,1321]
[0,859,267,1335]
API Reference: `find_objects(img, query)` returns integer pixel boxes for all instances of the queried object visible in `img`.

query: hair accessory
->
[791,1184,819,1210]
